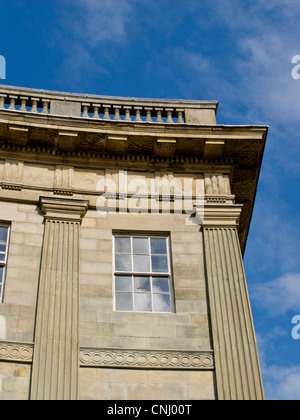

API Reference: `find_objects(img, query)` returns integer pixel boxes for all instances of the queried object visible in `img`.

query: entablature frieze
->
[0,159,252,251]
[0,105,267,254]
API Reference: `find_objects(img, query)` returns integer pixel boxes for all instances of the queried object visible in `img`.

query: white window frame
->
[113,234,174,313]
[0,224,10,303]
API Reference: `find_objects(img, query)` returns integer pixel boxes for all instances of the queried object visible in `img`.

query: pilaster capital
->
[39,196,89,223]
[196,203,243,227]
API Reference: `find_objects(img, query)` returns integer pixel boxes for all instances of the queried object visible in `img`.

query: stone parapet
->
[0,85,218,125]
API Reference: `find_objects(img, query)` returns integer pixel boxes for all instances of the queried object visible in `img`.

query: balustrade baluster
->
[176,109,184,123]
[166,108,174,123]
[82,103,90,118]
[124,106,132,121]
[134,107,142,122]
[145,107,153,122]
[92,104,100,119]
[155,108,163,123]
[9,95,18,110]
[113,106,121,121]
[20,97,28,112]
[31,98,39,113]
[42,100,49,114]
[103,106,111,120]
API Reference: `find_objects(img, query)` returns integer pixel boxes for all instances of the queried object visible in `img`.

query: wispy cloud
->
[199,1,300,125]
[251,272,300,316]
[54,0,137,85]
[256,327,300,400]
[263,365,300,400]
[64,0,135,45]
[245,195,300,276]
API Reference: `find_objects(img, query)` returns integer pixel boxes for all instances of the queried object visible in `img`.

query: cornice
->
[0,113,268,137]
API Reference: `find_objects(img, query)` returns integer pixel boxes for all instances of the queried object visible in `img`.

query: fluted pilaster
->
[30,197,89,401]
[203,225,264,400]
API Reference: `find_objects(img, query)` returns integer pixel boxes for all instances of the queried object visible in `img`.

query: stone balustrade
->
[0,85,218,125]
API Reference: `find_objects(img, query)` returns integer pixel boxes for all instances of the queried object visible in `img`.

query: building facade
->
[0,85,267,400]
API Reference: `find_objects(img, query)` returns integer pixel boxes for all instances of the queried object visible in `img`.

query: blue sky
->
[1,0,300,400]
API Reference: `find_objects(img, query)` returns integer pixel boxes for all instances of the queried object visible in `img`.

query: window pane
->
[134,277,151,292]
[115,237,131,254]
[151,238,167,255]
[115,293,133,311]
[152,277,170,293]
[113,234,172,314]
[133,255,150,272]
[134,293,152,312]
[133,237,149,254]
[115,276,132,292]
[0,254,5,263]
[115,254,132,272]
[0,227,8,244]
[0,245,6,253]
[151,256,168,273]
[153,294,171,313]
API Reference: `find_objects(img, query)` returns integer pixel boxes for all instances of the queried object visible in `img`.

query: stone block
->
[176,300,208,314]
[12,221,44,235]
[185,108,216,124]
[126,383,187,401]
[96,368,148,383]
[0,363,31,401]
[171,241,203,255]
[173,264,204,278]
[174,289,204,301]
[50,99,81,117]
[187,383,216,400]
[115,323,177,339]
[24,233,44,247]
[80,239,98,250]
[176,325,207,339]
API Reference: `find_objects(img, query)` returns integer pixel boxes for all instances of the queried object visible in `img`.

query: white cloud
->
[54,0,138,84]
[200,1,300,126]
[256,329,300,400]
[245,195,300,276]
[65,0,134,45]
[263,365,300,400]
[251,272,300,316]
[256,328,288,368]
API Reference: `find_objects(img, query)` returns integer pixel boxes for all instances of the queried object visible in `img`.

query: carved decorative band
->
[80,348,214,370]
[0,341,33,363]
[0,342,214,370]
[1,182,23,191]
